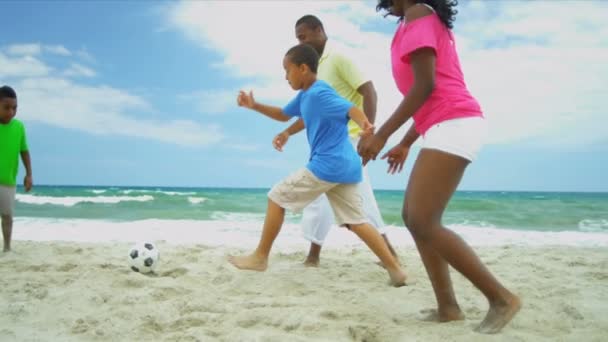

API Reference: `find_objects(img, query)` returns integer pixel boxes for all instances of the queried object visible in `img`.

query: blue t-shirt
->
[282,80,362,183]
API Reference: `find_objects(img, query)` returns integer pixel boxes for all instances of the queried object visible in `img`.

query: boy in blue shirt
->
[228,44,406,286]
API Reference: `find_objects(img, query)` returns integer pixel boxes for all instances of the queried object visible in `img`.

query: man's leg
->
[2,215,12,252]
[300,195,333,266]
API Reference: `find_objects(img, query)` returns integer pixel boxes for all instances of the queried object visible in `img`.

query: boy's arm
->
[282,118,305,136]
[20,151,33,192]
[251,103,291,122]
[237,90,291,122]
[348,106,374,137]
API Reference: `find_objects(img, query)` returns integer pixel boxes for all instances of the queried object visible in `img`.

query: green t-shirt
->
[0,119,28,186]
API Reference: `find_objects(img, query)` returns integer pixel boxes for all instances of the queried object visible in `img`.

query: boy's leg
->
[228,198,285,271]
[0,186,15,252]
[228,168,332,271]
[2,215,12,252]
[300,194,334,266]
[349,222,406,287]
[326,184,406,287]
[358,163,400,263]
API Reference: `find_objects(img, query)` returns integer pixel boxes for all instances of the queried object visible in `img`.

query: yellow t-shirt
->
[317,42,368,138]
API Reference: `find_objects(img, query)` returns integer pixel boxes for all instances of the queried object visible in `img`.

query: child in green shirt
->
[0,86,33,252]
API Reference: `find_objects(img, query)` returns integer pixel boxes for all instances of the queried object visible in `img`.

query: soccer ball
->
[128,242,160,273]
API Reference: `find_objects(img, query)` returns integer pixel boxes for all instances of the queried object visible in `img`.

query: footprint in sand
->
[562,304,584,320]
[71,318,99,334]
[160,267,189,278]
[348,324,381,342]
[56,263,78,272]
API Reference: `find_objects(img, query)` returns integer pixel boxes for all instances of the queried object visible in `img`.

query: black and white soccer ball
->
[128,242,160,274]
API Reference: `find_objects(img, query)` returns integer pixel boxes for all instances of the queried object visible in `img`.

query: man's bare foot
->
[227,254,268,271]
[387,267,407,287]
[419,307,465,322]
[475,293,521,334]
[303,257,319,267]
[3,246,10,253]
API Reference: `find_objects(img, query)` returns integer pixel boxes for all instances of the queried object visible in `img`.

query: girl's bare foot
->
[227,254,268,271]
[475,293,521,334]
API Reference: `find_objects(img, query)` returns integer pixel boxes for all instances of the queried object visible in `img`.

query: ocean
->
[12,186,608,248]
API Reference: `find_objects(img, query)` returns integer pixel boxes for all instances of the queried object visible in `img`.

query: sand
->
[1,240,607,341]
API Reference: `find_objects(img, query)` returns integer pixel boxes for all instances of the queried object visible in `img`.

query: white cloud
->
[1,51,222,147]
[5,43,72,57]
[6,44,42,56]
[45,45,72,56]
[168,0,608,148]
[64,63,96,78]
[0,52,51,77]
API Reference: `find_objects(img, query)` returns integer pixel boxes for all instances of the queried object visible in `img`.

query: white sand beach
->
[2,237,607,341]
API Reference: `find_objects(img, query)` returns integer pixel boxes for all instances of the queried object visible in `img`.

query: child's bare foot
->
[375,258,402,269]
[387,267,407,287]
[227,254,268,271]
[3,245,10,253]
[419,307,465,322]
[303,257,319,267]
[475,293,521,334]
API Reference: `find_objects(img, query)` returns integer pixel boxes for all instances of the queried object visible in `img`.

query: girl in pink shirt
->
[359,0,520,334]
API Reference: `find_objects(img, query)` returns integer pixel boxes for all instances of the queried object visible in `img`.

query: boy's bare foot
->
[419,307,465,322]
[3,245,10,253]
[387,267,407,287]
[303,257,319,267]
[227,254,268,271]
[475,293,521,334]
[375,258,402,269]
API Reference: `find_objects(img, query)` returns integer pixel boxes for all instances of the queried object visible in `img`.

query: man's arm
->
[357,81,377,124]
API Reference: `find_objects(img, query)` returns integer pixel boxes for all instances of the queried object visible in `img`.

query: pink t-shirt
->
[391,13,483,135]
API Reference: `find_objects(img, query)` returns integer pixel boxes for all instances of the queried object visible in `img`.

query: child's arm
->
[348,106,374,138]
[20,151,32,192]
[273,119,305,152]
[237,90,291,122]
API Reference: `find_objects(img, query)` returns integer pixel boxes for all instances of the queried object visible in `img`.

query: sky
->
[1,0,606,192]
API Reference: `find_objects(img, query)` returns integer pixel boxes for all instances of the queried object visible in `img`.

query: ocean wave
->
[12,218,608,248]
[578,219,608,232]
[121,189,196,196]
[16,194,155,207]
[188,197,207,205]
[87,189,107,194]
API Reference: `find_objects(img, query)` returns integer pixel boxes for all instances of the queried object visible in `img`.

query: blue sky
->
[1,1,606,192]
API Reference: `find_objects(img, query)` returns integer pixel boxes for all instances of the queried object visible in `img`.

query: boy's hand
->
[381,144,410,174]
[272,131,289,152]
[359,121,375,138]
[237,90,256,109]
[24,175,33,192]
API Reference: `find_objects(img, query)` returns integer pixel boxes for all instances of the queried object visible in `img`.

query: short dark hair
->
[295,15,324,31]
[0,86,17,100]
[285,44,319,74]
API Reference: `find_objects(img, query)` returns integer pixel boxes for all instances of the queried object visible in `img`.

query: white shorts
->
[301,138,386,245]
[0,185,16,216]
[421,116,487,162]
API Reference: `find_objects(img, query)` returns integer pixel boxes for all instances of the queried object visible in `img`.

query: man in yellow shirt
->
[273,15,399,266]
